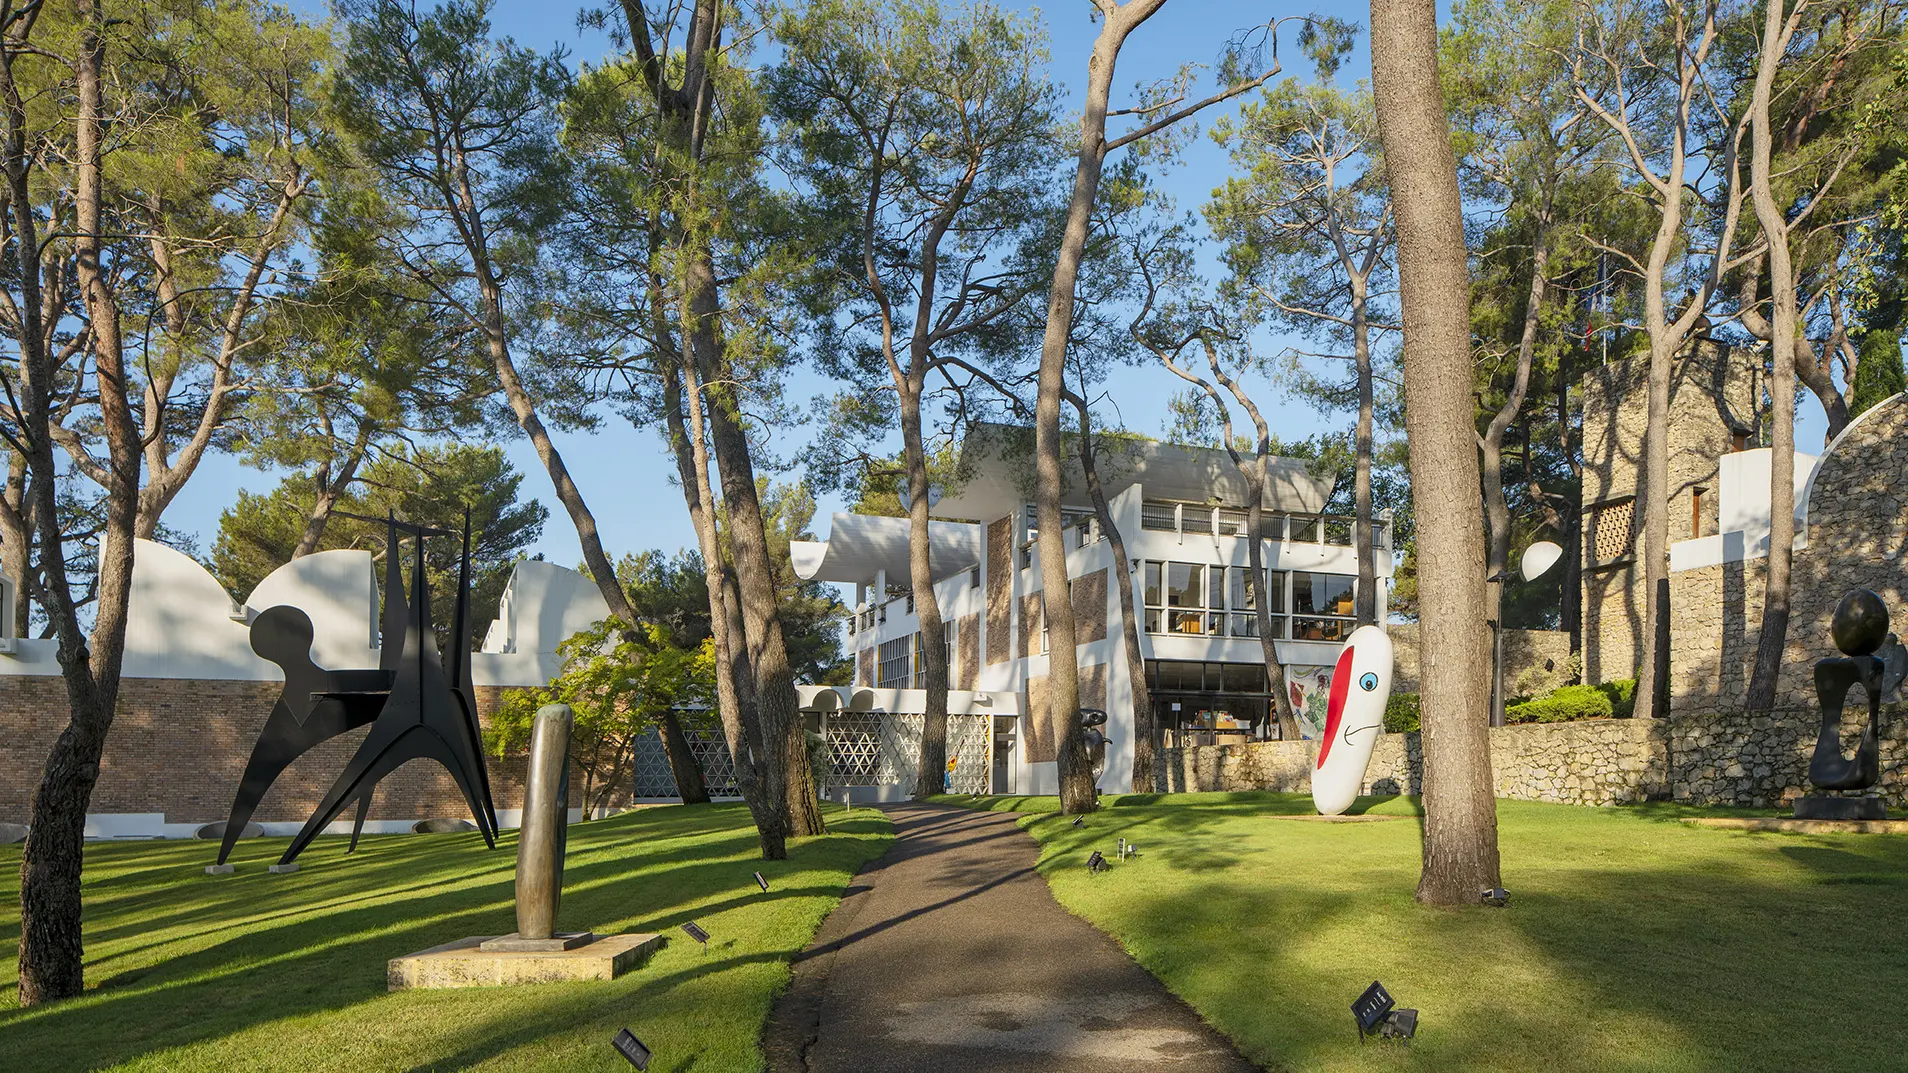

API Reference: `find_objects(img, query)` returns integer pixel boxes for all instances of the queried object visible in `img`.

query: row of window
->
[875,631,956,690]
[1139,561,1359,643]
[1140,500,1386,548]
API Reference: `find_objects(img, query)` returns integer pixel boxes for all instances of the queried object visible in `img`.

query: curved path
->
[764,802,1256,1073]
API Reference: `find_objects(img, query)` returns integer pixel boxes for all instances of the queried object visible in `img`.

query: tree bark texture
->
[1069,394,1157,791]
[1371,0,1502,905]
[17,0,145,1003]
[1745,0,1801,712]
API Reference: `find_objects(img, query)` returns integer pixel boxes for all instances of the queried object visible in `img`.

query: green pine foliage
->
[1848,330,1907,419]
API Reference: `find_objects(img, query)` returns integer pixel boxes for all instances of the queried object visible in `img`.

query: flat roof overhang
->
[790,513,985,586]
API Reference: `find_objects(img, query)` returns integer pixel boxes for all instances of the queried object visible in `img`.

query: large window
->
[1137,562,1355,640]
[877,637,912,688]
[876,632,955,688]
[1291,571,1356,641]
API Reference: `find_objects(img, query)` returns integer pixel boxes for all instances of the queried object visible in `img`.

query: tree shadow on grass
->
[0,806,892,1072]
[1035,808,1908,1073]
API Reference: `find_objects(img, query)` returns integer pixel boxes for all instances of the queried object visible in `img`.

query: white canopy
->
[790,513,985,586]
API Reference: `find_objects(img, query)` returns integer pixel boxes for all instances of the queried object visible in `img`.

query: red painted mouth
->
[1315,645,1356,770]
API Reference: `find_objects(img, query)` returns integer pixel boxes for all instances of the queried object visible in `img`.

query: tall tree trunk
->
[1,450,32,631]
[1034,16,1138,817]
[1351,285,1379,626]
[1068,394,1156,790]
[902,394,952,798]
[1745,0,1800,712]
[1371,0,1502,906]
[1557,373,1582,664]
[1247,459,1301,740]
[666,353,783,850]
[18,0,145,1002]
[688,248,823,837]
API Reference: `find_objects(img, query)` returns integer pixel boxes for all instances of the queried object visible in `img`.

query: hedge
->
[1384,692,1421,734]
[1597,678,1637,719]
[1505,684,1614,724]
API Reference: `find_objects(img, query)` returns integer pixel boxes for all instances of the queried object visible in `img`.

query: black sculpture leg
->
[346,791,374,853]
[217,708,311,866]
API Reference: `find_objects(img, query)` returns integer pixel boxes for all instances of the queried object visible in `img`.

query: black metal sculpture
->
[214,512,498,868]
[1795,589,1906,821]
[1080,707,1111,784]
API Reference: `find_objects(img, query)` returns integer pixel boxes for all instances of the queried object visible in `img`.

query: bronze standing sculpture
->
[1796,589,1906,821]
[213,512,497,870]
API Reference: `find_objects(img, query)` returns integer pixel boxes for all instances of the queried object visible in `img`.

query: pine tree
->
[1848,330,1906,419]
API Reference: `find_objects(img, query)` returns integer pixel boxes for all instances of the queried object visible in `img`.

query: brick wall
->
[0,675,542,827]
[956,614,979,690]
[985,516,1013,665]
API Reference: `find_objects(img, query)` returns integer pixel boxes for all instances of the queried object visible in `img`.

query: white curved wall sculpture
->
[1311,624,1395,816]
[121,539,260,680]
[244,548,381,670]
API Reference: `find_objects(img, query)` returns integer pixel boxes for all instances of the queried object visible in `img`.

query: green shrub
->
[1597,678,1637,719]
[1384,692,1421,733]
[1506,684,1613,724]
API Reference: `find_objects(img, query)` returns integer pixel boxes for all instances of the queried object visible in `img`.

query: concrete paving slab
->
[765,803,1256,1072]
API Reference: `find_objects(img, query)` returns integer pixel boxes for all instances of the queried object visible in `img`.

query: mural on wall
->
[1312,625,1396,816]
[1288,665,1336,740]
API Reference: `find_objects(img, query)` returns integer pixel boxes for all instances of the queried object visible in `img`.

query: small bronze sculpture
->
[1796,590,1904,821]
[481,704,594,952]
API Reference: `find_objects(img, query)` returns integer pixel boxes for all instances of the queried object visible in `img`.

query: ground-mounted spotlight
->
[1351,980,1418,1044]
[680,921,710,950]
[611,1028,652,1069]
[1086,850,1109,874]
[754,871,770,893]
[1481,887,1510,907]
[1071,815,1085,828]
[1122,841,1136,861]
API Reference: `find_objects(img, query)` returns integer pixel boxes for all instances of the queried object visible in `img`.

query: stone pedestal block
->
[1794,795,1887,821]
[479,931,596,953]
[204,863,235,875]
[387,932,660,990]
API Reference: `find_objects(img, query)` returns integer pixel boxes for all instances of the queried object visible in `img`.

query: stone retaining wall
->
[1161,718,1662,806]
[1159,707,1908,810]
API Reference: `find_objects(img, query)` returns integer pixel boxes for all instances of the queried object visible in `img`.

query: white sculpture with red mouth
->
[1311,624,1395,816]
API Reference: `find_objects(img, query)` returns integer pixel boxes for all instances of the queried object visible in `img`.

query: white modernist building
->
[792,425,1395,800]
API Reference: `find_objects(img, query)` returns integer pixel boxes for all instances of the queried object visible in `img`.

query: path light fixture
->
[1488,540,1563,728]
[1351,980,1418,1044]
[754,871,770,893]
[611,1029,652,1070]
[680,921,710,950]
[1482,887,1510,907]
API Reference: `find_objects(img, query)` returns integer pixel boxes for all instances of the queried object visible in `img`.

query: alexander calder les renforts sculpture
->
[214,512,498,869]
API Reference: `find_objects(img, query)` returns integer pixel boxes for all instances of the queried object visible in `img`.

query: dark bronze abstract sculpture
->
[1795,589,1905,821]
[214,512,497,869]
[480,703,592,952]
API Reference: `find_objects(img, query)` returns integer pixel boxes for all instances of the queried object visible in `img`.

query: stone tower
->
[1578,341,1762,687]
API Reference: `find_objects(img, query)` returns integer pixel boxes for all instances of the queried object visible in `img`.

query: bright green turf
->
[933,792,1908,1073]
[0,802,890,1072]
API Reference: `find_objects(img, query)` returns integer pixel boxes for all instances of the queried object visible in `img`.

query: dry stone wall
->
[1159,706,1908,810]
[1160,718,1662,805]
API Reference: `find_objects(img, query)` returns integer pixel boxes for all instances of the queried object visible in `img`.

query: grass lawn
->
[930,792,1908,1073]
[0,802,891,1072]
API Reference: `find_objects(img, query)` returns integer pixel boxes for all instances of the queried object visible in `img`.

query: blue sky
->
[162,1,1828,571]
